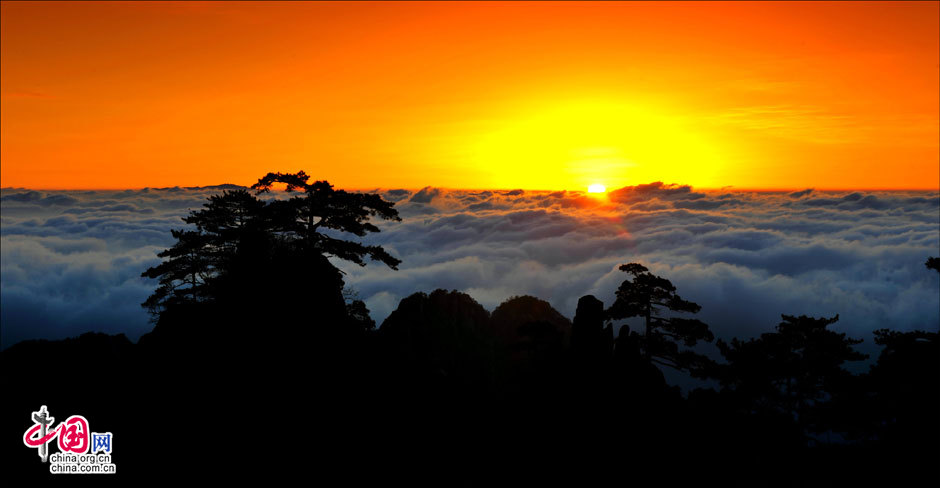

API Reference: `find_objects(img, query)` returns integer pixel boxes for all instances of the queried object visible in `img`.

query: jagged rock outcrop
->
[571,294,613,373]
[379,289,495,388]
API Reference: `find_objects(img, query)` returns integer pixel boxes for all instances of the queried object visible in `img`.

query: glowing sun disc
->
[588,184,607,193]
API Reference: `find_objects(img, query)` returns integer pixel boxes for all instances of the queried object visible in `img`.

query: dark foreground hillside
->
[3,287,938,485]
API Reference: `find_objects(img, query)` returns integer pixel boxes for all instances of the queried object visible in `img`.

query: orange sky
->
[2,1,938,191]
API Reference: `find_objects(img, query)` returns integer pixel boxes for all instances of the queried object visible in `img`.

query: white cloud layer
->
[2,184,938,356]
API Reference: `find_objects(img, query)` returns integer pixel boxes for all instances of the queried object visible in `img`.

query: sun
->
[588,184,607,193]
[467,97,726,190]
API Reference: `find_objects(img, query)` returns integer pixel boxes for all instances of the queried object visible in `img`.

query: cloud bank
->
[2,184,938,357]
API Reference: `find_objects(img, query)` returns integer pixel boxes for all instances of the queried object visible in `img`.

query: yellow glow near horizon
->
[468,99,726,191]
[588,184,607,193]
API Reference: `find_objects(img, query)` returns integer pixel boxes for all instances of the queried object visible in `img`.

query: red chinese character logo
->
[57,416,89,454]
[24,422,57,447]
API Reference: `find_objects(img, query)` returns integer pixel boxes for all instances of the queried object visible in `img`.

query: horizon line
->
[3,184,940,193]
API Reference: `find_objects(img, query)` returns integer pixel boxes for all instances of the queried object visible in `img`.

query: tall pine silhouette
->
[607,263,714,376]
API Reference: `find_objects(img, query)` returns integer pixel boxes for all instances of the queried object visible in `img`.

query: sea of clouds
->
[2,183,938,362]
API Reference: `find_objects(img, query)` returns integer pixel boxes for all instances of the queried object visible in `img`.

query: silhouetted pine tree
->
[251,171,402,269]
[140,229,213,315]
[606,263,714,376]
[141,173,401,319]
[715,314,867,438]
